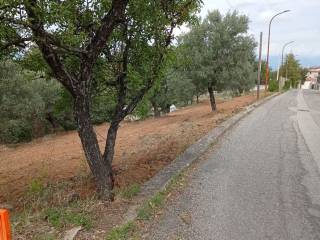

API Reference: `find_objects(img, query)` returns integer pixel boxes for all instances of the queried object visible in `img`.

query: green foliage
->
[18,48,49,75]
[133,97,151,120]
[87,0,202,121]
[52,88,76,130]
[120,184,141,199]
[28,179,45,196]
[44,207,92,230]
[137,191,166,220]
[106,221,137,240]
[177,10,256,102]
[0,61,60,143]
[268,79,279,92]
[1,120,33,143]
[283,80,291,91]
[0,0,202,136]
[167,67,198,106]
[0,60,119,142]
[280,54,302,88]
[90,91,116,124]
[300,68,309,85]
[34,234,56,240]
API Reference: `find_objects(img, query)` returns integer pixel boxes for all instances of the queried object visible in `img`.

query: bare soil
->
[0,94,258,206]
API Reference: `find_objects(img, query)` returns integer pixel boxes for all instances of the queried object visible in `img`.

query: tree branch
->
[23,0,76,94]
[0,37,32,51]
[85,0,128,63]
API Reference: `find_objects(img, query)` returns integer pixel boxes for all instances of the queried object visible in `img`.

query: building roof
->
[308,66,320,71]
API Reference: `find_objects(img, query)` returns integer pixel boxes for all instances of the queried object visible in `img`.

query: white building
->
[304,67,320,89]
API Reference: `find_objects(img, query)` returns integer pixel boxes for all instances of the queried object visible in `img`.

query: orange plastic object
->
[0,209,10,240]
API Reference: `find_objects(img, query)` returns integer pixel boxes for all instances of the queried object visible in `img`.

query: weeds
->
[107,170,188,238]
[44,207,92,230]
[27,179,45,196]
[12,175,95,238]
[120,183,141,199]
[105,221,137,240]
[137,170,187,220]
[137,191,166,220]
[34,233,56,240]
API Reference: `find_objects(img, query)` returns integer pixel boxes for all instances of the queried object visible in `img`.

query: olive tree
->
[0,0,200,199]
[179,10,256,111]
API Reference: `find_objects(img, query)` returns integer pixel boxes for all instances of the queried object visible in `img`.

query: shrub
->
[0,61,60,143]
[283,80,291,90]
[268,79,279,92]
[133,97,151,120]
[0,119,33,143]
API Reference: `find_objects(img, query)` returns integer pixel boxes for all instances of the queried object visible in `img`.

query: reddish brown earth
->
[0,94,257,205]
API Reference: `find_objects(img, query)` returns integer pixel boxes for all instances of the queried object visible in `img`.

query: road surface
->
[144,90,320,240]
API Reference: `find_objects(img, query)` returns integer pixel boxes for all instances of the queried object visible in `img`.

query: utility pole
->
[279,41,294,91]
[257,32,263,100]
[286,57,290,88]
[265,10,290,92]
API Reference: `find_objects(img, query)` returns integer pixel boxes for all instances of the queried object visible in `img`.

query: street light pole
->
[279,41,294,91]
[257,32,263,99]
[265,10,290,92]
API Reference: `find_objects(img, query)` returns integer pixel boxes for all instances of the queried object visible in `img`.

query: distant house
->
[303,67,320,89]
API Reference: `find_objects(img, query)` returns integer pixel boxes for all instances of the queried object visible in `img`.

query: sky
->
[194,0,320,69]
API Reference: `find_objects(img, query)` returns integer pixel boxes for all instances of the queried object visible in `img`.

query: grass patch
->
[44,206,92,230]
[137,191,166,220]
[106,170,188,238]
[137,171,187,220]
[27,178,45,196]
[34,233,56,240]
[105,221,137,240]
[120,183,140,199]
[12,175,96,238]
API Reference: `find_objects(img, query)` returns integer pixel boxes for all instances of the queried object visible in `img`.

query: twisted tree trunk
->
[208,83,216,112]
[151,100,161,117]
[74,95,114,200]
[103,120,120,180]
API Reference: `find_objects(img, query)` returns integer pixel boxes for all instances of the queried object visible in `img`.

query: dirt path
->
[0,94,257,204]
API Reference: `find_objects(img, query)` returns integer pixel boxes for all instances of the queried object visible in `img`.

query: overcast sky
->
[197,0,320,68]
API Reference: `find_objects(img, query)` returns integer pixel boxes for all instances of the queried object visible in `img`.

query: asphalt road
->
[145,90,320,240]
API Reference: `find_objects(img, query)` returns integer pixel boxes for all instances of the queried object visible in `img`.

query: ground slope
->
[0,94,257,204]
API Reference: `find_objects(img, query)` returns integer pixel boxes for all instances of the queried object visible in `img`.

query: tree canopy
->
[280,53,301,88]
[0,0,201,199]
[177,10,257,111]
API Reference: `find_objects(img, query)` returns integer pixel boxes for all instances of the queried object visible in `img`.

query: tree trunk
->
[46,112,60,129]
[103,121,120,175]
[151,101,161,117]
[208,84,217,112]
[74,96,114,200]
[196,94,199,104]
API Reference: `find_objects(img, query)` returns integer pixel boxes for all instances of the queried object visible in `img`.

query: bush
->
[0,120,33,143]
[0,61,60,143]
[283,80,291,90]
[52,89,77,130]
[133,97,151,120]
[268,79,279,92]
